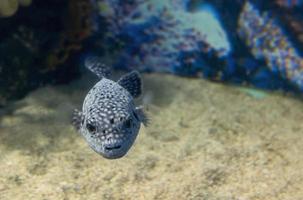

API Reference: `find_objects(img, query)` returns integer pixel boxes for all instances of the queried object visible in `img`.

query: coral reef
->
[89,0,303,92]
[238,1,303,90]
[95,0,231,75]
[1,0,303,105]
[275,0,303,8]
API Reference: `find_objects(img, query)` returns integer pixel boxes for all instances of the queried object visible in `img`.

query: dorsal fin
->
[118,71,142,98]
[84,56,111,79]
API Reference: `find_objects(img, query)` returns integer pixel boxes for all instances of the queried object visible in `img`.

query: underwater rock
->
[18,0,32,7]
[1,73,303,199]
[0,0,18,17]
[45,0,94,69]
[0,0,94,106]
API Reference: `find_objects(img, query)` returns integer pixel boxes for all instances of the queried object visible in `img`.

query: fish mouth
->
[105,145,122,151]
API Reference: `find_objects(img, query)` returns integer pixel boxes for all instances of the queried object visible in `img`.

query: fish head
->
[81,102,141,159]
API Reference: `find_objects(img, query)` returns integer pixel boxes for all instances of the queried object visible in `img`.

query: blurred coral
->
[88,0,303,92]
[274,0,303,8]
[95,0,231,74]
[238,1,303,91]
[285,14,303,43]
[1,0,303,105]
[0,0,32,18]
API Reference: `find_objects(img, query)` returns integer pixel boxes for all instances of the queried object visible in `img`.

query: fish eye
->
[86,123,96,133]
[125,118,132,129]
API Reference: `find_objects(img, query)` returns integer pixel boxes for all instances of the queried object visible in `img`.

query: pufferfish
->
[72,57,148,159]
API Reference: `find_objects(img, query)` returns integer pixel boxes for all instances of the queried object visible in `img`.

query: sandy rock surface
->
[0,73,303,200]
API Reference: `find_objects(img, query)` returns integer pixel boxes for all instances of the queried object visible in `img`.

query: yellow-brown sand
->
[0,73,303,200]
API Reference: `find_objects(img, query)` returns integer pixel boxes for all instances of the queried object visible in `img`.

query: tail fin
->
[84,56,111,79]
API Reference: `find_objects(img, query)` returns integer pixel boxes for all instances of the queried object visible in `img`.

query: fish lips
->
[102,144,128,159]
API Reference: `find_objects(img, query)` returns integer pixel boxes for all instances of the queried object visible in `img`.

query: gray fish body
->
[73,57,147,159]
[82,79,140,159]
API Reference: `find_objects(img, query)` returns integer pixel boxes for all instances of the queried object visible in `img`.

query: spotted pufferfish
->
[72,57,148,159]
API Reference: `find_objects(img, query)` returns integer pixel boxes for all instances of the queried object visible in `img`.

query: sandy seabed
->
[0,73,303,200]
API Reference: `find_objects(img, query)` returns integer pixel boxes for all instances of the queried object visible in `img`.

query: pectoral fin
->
[135,106,149,126]
[72,109,84,131]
